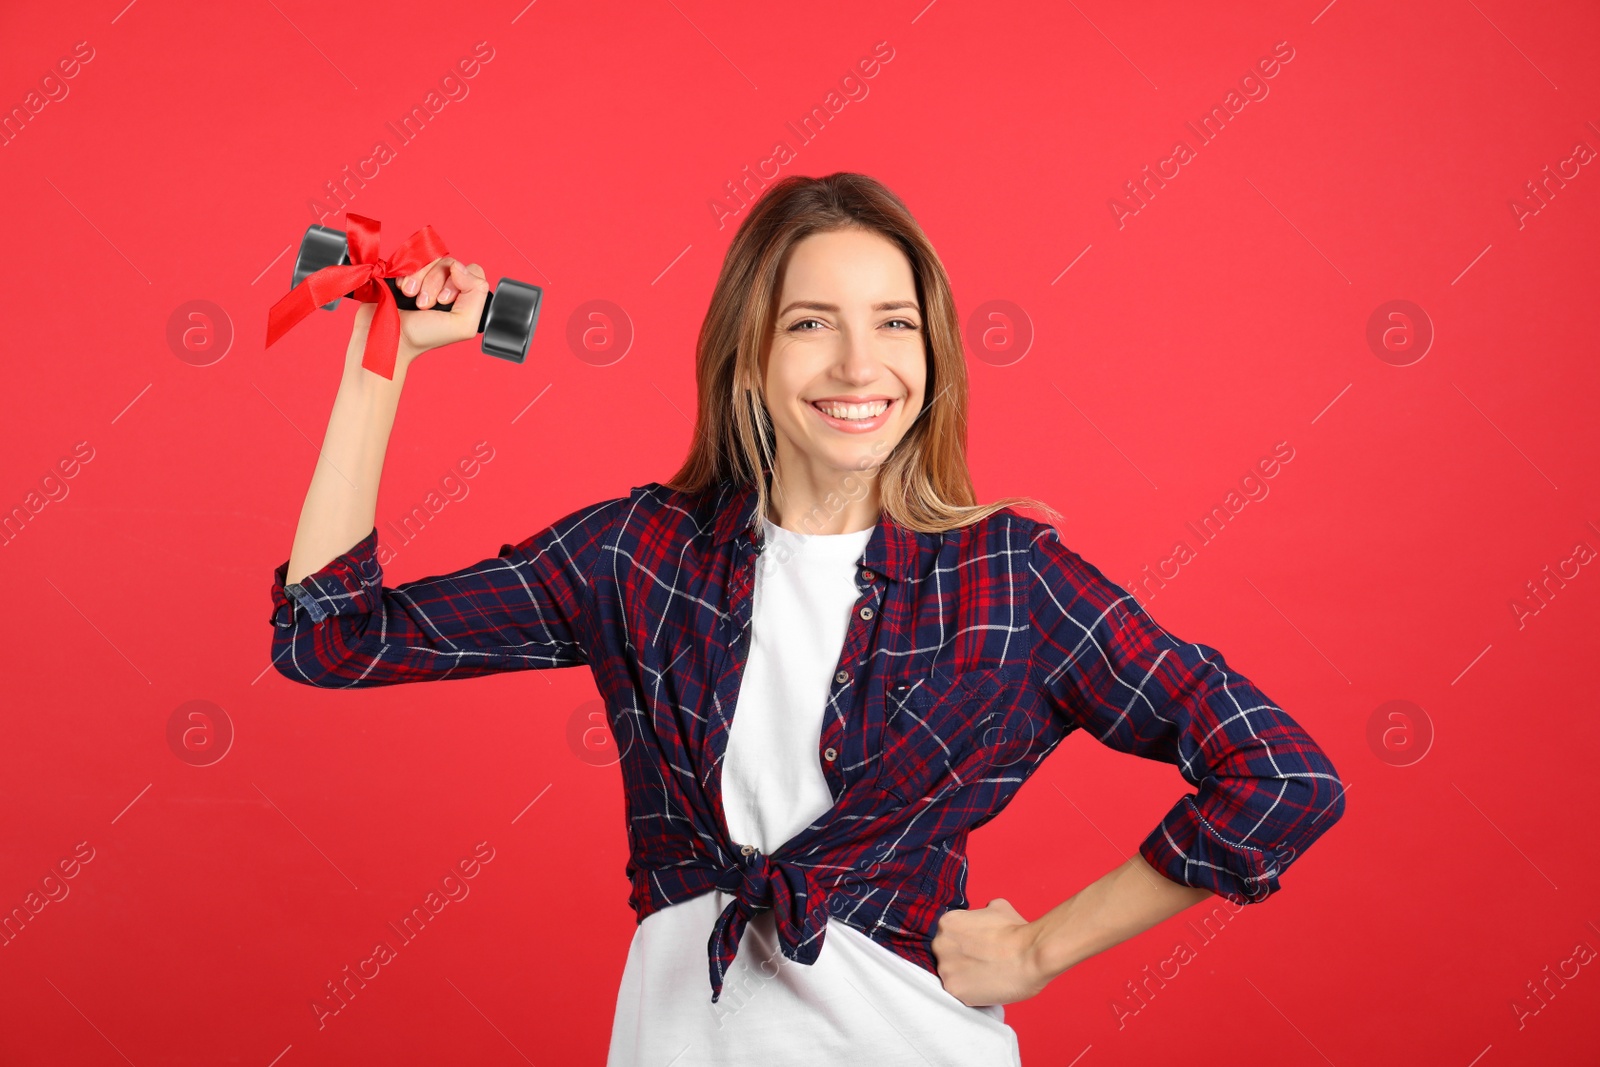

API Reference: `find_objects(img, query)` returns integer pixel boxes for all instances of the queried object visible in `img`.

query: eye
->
[789,317,826,331]
[885,317,920,330]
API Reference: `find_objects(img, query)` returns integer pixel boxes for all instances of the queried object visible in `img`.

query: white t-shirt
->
[607,516,1022,1066]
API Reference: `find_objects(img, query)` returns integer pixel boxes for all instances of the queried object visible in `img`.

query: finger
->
[440,260,490,304]
[416,258,458,308]
[401,255,448,297]
[446,259,487,296]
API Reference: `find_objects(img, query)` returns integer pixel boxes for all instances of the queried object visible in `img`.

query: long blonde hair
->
[664,172,1059,534]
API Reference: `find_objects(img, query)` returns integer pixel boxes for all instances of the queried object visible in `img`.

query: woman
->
[270,173,1345,1065]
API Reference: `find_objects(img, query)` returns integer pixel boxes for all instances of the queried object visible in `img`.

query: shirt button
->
[824,747,837,762]
[834,670,849,684]
[859,606,874,620]
[861,569,874,581]
[740,844,756,856]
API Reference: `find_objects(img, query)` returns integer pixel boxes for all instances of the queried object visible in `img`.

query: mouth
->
[808,397,897,433]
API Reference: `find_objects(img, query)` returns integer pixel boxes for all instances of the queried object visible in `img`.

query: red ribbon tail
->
[265,264,375,348]
[264,217,447,382]
[361,284,401,380]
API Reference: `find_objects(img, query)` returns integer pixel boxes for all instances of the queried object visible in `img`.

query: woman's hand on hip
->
[931,897,1055,1007]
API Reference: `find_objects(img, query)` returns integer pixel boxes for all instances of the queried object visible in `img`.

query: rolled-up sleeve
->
[268,495,626,688]
[1028,523,1346,905]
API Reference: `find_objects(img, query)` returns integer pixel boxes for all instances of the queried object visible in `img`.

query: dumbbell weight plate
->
[482,279,541,364]
[290,224,448,314]
[291,224,353,311]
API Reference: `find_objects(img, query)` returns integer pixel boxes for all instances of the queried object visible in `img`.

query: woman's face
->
[761,226,927,488]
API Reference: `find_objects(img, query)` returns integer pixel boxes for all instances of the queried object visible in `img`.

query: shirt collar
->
[710,477,919,580]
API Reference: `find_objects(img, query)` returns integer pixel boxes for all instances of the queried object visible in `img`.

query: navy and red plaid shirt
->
[269,477,1345,1003]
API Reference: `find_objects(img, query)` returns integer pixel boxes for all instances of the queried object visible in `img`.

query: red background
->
[3,0,1597,1063]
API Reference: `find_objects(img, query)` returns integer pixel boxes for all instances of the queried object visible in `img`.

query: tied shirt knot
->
[706,845,830,1002]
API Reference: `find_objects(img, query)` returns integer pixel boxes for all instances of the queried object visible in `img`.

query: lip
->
[808,396,898,434]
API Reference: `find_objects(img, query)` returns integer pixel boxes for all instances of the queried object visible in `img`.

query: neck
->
[765,459,882,536]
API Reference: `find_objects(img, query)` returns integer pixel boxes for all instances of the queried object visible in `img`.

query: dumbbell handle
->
[354,277,494,334]
[292,223,540,363]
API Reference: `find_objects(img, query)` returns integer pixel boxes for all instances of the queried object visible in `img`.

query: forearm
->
[1026,854,1213,982]
[284,311,414,586]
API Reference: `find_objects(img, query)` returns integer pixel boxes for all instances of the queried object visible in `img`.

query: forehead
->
[778,228,916,299]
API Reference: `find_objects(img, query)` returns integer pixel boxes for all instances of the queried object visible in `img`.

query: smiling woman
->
[670,172,1053,538]
[271,172,1345,1067]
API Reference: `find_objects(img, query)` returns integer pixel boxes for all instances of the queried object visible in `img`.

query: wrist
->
[1024,903,1083,983]
[343,335,414,383]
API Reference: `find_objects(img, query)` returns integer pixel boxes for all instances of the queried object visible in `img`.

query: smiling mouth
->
[810,399,892,421]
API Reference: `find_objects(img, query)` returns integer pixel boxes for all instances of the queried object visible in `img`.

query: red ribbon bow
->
[265,213,449,380]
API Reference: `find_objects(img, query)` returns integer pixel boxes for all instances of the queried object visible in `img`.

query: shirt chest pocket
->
[874,663,1028,805]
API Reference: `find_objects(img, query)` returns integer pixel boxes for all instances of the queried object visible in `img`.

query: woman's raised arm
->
[282,255,488,586]
[269,254,624,687]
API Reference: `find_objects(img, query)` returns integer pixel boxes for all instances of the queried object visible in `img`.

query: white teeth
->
[815,400,889,420]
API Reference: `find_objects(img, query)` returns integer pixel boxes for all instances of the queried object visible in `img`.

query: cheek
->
[766,340,816,409]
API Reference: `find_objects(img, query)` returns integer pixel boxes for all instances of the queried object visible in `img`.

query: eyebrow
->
[777,300,921,317]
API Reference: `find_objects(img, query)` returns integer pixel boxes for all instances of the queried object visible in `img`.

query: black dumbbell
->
[290,223,543,364]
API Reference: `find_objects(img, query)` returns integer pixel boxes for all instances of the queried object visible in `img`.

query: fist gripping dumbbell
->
[290,223,543,363]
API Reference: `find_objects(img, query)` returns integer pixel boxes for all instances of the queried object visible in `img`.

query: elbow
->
[1318,774,1348,830]
[1307,744,1348,833]
[1276,761,1347,868]
[268,626,356,688]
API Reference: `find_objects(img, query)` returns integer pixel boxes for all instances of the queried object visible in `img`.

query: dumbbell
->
[290,223,543,363]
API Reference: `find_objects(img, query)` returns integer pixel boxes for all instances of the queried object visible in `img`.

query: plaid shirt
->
[269,477,1345,1003]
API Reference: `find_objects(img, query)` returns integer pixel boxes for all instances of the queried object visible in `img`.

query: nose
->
[834,319,881,384]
